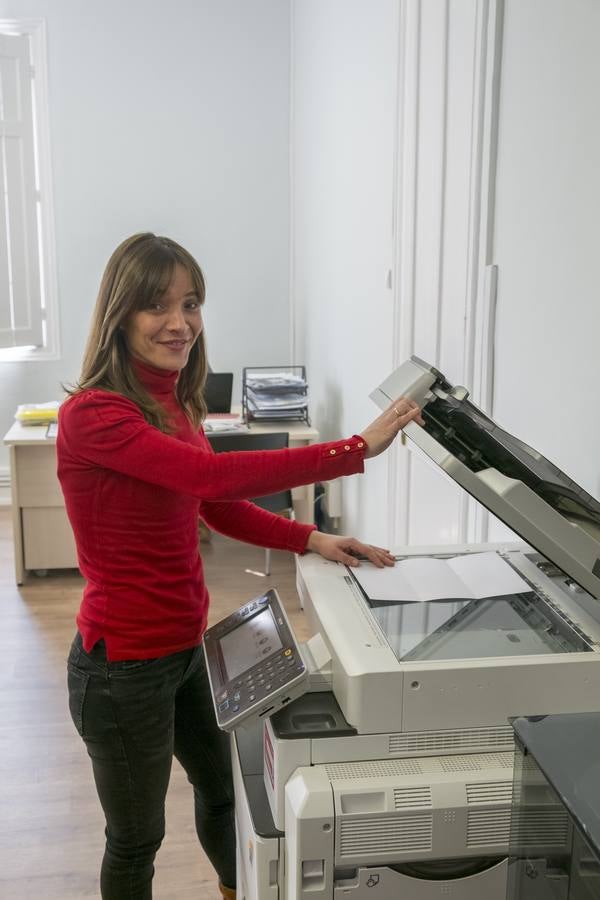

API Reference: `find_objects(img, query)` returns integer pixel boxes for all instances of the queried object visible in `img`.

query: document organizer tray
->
[242,365,310,426]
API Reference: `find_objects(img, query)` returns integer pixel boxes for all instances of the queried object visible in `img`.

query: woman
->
[57,232,423,900]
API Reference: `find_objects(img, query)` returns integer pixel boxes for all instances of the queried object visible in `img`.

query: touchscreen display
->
[220,606,283,681]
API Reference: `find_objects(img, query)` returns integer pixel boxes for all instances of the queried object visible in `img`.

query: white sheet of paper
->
[449,551,529,598]
[352,551,529,603]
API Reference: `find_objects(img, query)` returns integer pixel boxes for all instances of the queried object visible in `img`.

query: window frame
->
[0,18,60,362]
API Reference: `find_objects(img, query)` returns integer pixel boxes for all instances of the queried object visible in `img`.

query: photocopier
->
[204,356,600,900]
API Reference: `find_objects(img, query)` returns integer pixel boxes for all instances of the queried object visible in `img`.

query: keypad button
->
[232,705,240,712]
[249,694,256,702]
[218,700,229,712]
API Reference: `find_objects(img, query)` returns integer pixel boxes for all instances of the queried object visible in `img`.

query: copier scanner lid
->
[371,357,600,600]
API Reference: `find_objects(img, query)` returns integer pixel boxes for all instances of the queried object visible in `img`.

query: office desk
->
[4,418,320,584]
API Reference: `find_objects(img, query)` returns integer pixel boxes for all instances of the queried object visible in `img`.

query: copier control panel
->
[203,588,308,731]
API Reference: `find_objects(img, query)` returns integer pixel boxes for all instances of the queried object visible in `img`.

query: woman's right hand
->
[360,397,424,459]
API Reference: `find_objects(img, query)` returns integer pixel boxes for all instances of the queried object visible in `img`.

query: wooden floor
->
[0,507,309,899]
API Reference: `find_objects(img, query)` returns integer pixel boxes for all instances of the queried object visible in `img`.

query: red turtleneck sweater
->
[56,361,367,660]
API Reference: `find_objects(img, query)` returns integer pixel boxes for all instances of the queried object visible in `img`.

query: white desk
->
[4,418,319,584]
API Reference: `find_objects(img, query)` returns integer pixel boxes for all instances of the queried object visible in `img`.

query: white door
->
[489,0,600,540]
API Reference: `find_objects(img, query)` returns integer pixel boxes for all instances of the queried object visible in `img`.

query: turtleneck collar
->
[131,357,179,397]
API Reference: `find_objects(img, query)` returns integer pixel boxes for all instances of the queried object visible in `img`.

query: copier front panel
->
[285,752,513,900]
[297,545,600,737]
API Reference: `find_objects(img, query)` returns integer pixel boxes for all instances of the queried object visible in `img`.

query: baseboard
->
[0,467,11,506]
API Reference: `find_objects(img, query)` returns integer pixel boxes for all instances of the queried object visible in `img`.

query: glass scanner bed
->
[366,588,592,663]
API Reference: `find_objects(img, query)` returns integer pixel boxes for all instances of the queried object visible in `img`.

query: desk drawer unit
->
[22,507,78,570]
[15,445,64,507]
[11,443,78,573]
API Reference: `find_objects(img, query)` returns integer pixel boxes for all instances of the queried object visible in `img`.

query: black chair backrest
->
[207,431,292,513]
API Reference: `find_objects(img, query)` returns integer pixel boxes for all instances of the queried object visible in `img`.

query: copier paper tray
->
[371,357,600,600]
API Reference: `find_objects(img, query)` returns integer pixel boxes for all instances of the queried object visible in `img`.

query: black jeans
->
[67,633,236,899]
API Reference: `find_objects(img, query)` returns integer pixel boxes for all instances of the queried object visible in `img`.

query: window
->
[0,19,58,359]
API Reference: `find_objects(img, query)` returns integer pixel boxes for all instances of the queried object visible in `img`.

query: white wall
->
[0,0,291,470]
[293,0,499,545]
[4,0,598,540]
[292,0,399,546]
[293,0,600,546]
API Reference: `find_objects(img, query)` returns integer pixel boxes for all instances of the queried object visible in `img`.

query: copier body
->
[232,357,600,900]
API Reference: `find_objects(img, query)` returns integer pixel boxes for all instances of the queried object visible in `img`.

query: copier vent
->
[467,807,512,848]
[326,752,514,781]
[339,813,434,857]
[388,725,514,756]
[509,808,571,849]
[394,786,433,809]
[466,781,513,804]
[443,753,513,773]
[465,780,513,847]
[326,759,423,780]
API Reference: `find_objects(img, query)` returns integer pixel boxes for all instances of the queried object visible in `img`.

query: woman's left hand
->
[306,531,395,568]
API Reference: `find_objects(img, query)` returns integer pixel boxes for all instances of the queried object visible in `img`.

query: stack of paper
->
[352,551,529,603]
[15,401,60,425]
[204,413,248,433]
[246,372,308,420]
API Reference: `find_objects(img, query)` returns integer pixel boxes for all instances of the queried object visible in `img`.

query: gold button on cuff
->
[329,449,336,455]
[344,445,350,451]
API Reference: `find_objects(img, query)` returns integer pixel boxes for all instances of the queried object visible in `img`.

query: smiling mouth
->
[159,340,188,349]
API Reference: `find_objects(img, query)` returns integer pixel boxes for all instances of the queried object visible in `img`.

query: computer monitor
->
[204,372,233,413]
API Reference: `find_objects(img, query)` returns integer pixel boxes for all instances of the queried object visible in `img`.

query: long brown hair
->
[66,233,208,431]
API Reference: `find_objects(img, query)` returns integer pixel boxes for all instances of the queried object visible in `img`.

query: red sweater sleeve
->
[59,390,366,501]
[199,499,316,553]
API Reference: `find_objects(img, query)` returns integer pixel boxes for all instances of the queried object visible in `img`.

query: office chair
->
[206,431,293,576]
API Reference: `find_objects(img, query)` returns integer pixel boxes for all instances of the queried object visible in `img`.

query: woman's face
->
[123,264,203,371]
